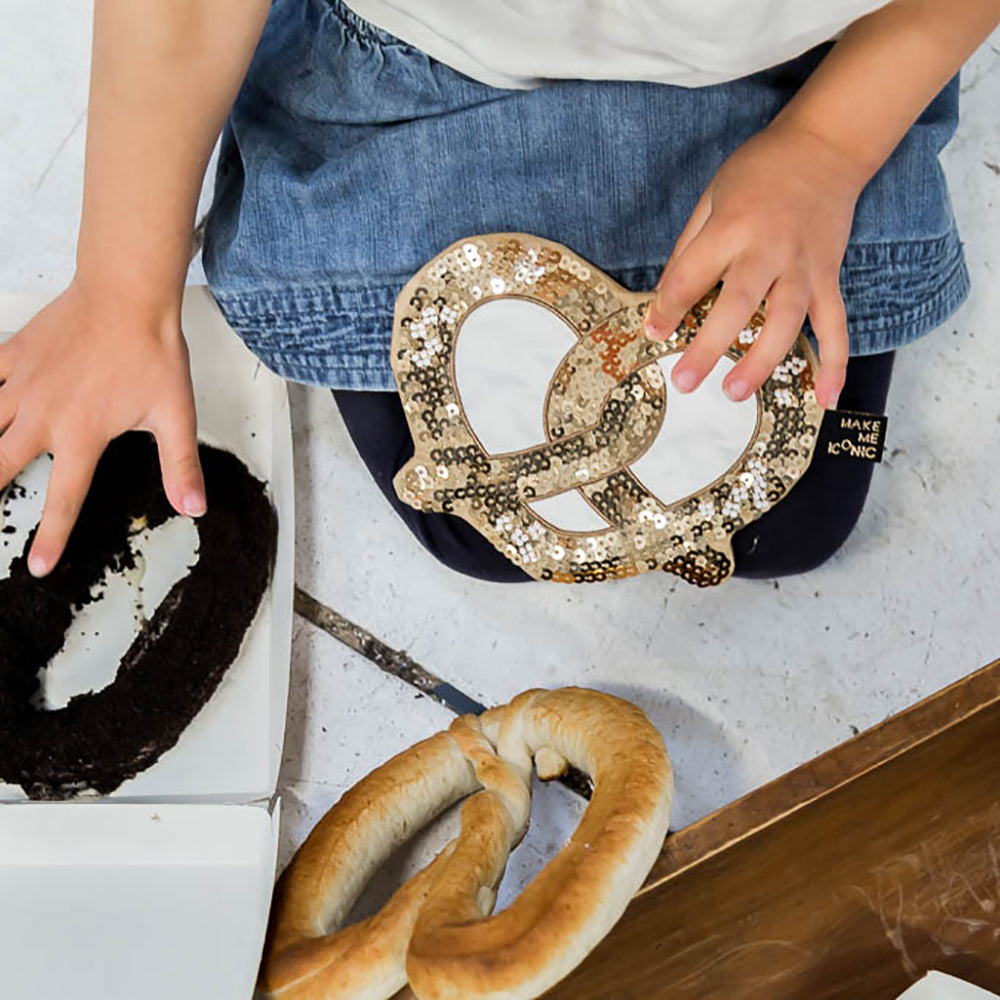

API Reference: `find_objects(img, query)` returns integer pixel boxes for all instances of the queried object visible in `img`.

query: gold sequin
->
[391,234,824,587]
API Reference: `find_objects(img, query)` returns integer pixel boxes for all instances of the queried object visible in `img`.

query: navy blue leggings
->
[333,351,894,582]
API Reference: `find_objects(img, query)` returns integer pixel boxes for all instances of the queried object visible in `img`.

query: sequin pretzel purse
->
[391,233,824,586]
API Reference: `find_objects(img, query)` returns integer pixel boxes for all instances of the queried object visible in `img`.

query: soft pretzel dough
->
[260,688,673,1000]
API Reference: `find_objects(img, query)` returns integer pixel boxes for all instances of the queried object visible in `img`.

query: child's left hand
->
[644,117,871,410]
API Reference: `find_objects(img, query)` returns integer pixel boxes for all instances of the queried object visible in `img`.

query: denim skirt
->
[203,0,969,390]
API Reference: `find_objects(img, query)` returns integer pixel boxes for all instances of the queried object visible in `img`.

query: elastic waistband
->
[322,0,409,46]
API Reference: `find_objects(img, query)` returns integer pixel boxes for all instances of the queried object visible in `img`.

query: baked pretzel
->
[260,688,673,1000]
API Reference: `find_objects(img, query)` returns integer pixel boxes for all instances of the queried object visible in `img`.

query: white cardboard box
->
[0,803,280,1000]
[898,973,1000,999]
[0,288,294,802]
[0,289,293,1000]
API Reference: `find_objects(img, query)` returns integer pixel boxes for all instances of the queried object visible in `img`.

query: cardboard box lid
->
[0,802,280,1000]
[0,289,294,802]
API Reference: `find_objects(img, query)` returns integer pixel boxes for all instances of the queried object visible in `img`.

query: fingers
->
[28,446,101,577]
[151,393,205,518]
[722,278,809,402]
[0,422,39,496]
[662,188,713,272]
[808,280,850,409]
[0,338,13,382]
[669,263,772,394]
[0,386,16,435]
[644,224,726,343]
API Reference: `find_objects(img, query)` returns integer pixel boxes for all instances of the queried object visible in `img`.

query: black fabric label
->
[818,409,888,464]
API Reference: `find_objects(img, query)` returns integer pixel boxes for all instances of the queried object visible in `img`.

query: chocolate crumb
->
[0,433,277,799]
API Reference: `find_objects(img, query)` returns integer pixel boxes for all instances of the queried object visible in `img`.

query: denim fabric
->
[204,0,969,390]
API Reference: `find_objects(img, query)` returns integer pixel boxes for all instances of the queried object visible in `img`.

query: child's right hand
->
[0,282,204,577]
[0,0,273,577]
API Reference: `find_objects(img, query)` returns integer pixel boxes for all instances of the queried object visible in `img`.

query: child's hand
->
[0,283,204,577]
[644,118,870,410]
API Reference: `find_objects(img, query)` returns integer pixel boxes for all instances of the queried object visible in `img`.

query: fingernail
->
[28,554,48,577]
[644,315,665,341]
[725,379,749,402]
[183,492,207,517]
[673,368,697,393]
[828,391,841,410]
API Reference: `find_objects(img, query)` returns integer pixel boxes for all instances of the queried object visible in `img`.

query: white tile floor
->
[2,5,999,905]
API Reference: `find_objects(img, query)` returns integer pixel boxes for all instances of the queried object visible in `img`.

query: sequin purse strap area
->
[391,233,824,587]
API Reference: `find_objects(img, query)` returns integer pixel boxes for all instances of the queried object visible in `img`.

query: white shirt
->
[345,0,892,89]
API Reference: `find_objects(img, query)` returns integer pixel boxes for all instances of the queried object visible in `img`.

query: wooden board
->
[547,658,1000,999]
